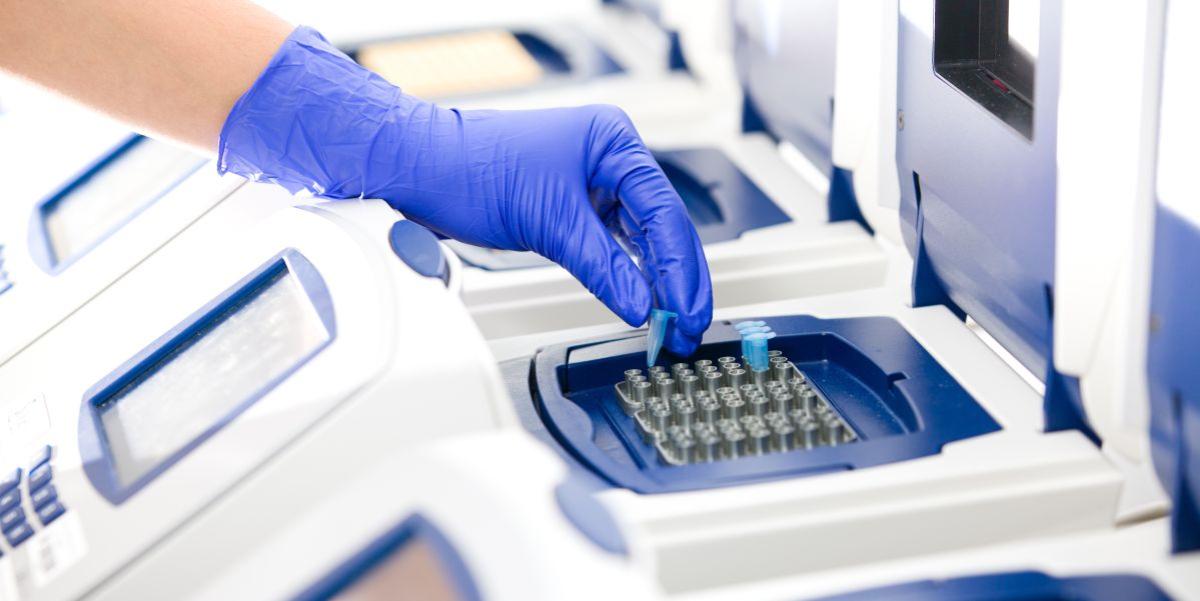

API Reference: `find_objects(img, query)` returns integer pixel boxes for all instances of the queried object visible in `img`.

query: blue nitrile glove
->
[219,27,711,355]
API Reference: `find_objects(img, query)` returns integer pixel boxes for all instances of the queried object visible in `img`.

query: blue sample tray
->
[450,148,791,271]
[811,571,1173,601]
[510,315,999,493]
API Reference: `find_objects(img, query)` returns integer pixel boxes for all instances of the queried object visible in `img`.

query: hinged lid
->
[895,0,1060,384]
[896,0,1195,549]
[1145,0,1200,553]
[732,0,838,175]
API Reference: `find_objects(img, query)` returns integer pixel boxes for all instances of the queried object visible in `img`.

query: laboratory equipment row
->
[0,1,1196,600]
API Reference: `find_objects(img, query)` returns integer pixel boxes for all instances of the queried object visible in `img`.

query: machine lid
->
[1145,0,1200,553]
[895,1,1060,386]
[732,0,838,174]
[897,0,1197,550]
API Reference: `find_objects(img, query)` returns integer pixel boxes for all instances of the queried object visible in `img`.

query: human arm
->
[0,0,290,150]
[0,5,712,353]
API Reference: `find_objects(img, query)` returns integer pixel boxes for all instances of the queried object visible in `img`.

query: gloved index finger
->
[598,146,713,356]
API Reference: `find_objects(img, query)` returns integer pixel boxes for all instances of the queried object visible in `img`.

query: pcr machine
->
[23,1,1197,601]
[454,0,892,340]
[0,185,517,600]
[472,0,1192,596]
[3,1,1198,601]
[0,107,291,367]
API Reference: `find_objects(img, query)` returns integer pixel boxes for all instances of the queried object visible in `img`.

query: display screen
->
[97,264,330,487]
[933,0,1039,138]
[43,137,204,266]
[356,30,544,98]
[331,536,464,601]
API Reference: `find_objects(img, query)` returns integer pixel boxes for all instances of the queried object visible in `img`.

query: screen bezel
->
[933,0,1039,140]
[28,134,205,274]
[78,249,336,505]
[292,513,482,601]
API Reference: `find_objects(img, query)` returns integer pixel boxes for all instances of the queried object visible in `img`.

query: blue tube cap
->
[734,320,767,332]
[745,332,775,372]
[647,309,678,367]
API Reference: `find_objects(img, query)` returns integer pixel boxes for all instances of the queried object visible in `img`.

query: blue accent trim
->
[28,134,205,274]
[347,27,622,101]
[293,513,482,601]
[667,31,689,72]
[895,3,1063,380]
[740,90,771,137]
[554,473,628,556]
[1042,294,1100,445]
[518,316,999,494]
[452,148,791,271]
[1147,205,1200,553]
[77,250,336,505]
[388,220,448,283]
[810,571,1173,601]
[828,166,873,234]
[910,206,955,311]
[1043,368,1099,445]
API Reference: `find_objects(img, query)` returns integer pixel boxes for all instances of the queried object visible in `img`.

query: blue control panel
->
[810,571,1173,601]
[509,316,999,494]
[451,148,790,271]
[0,445,68,553]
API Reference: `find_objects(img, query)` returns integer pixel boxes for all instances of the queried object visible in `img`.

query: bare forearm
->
[0,0,292,151]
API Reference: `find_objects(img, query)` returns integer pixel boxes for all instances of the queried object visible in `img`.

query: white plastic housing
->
[0,109,264,368]
[831,0,903,244]
[1055,0,1170,520]
[127,432,659,601]
[692,515,1200,601]
[0,190,513,600]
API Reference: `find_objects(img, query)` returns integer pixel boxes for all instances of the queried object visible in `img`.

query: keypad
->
[0,444,68,552]
[0,468,19,494]
[0,487,20,512]
[35,501,65,527]
[27,462,52,492]
[0,506,23,531]
[3,521,33,547]
[30,484,56,509]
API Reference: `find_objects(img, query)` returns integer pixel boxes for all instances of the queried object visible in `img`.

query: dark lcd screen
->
[934,0,1039,139]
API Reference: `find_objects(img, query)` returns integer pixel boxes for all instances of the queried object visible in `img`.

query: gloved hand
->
[219,27,711,355]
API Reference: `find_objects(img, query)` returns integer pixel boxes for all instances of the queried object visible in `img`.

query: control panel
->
[0,446,67,554]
